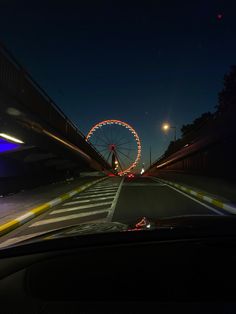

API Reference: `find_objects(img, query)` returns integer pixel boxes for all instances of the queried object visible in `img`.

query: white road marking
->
[98,183,119,186]
[48,198,63,207]
[0,231,47,248]
[75,192,116,199]
[86,189,117,194]
[62,196,114,206]
[94,184,118,188]
[68,191,78,197]
[80,190,117,196]
[0,217,109,248]
[20,178,123,229]
[151,177,224,216]
[97,182,119,185]
[107,177,124,221]
[123,183,166,187]
[30,210,109,227]
[16,211,36,222]
[88,187,118,192]
[50,202,112,215]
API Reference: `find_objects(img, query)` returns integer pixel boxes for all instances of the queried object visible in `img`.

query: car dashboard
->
[0,231,235,313]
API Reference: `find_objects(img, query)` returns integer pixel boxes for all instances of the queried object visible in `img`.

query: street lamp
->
[0,133,24,144]
[162,123,170,131]
[162,123,176,141]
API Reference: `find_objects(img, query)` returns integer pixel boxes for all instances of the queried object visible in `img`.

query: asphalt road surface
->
[0,176,227,248]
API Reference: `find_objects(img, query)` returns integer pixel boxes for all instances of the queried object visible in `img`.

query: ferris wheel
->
[86,120,141,175]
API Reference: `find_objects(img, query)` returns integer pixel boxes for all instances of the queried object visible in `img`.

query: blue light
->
[0,138,20,153]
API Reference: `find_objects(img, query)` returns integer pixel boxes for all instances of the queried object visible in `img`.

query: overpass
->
[0,44,112,195]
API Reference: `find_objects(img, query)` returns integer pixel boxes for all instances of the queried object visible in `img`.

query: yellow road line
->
[0,177,108,237]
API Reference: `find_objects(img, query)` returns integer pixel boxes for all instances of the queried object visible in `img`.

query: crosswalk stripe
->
[63,196,114,206]
[123,183,165,187]
[81,190,117,195]
[88,187,118,191]
[93,184,119,187]
[97,183,119,185]
[101,184,119,186]
[50,202,112,215]
[30,210,109,227]
[76,192,116,199]
[86,189,117,194]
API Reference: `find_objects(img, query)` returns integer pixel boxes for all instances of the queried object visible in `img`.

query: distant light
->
[0,133,24,144]
[162,123,170,131]
[6,107,21,116]
[140,168,145,175]
[217,13,223,20]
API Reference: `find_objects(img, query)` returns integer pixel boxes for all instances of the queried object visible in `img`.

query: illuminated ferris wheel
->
[86,119,141,175]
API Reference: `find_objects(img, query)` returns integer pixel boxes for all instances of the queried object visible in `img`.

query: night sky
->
[1,1,236,169]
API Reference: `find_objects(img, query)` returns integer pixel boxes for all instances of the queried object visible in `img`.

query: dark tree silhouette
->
[162,66,235,159]
[181,112,213,137]
[181,123,193,137]
[217,65,236,115]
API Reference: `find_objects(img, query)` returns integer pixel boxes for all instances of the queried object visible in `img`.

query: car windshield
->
[0,1,236,249]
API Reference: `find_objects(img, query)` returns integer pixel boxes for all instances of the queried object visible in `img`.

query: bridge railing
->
[0,43,110,169]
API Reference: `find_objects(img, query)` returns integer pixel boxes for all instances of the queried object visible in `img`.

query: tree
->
[181,112,213,137]
[181,124,193,137]
[162,66,236,158]
[217,65,236,115]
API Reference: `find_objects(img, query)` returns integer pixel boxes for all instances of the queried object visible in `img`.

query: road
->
[0,176,227,248]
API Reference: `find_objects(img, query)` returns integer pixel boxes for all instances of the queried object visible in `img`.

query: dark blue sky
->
[1,0,236,169]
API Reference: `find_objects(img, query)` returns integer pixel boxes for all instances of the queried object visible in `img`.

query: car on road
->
[127,173,135,179]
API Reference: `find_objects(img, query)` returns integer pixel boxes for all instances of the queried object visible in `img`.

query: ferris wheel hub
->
[109,144,116,151]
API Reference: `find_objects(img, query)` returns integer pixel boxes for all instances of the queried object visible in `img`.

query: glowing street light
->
[161,123,176,141]
[0,133,24,144]
[162,123,170,131]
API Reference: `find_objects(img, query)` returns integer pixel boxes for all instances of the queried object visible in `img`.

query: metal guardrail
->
[0,43,111,169]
